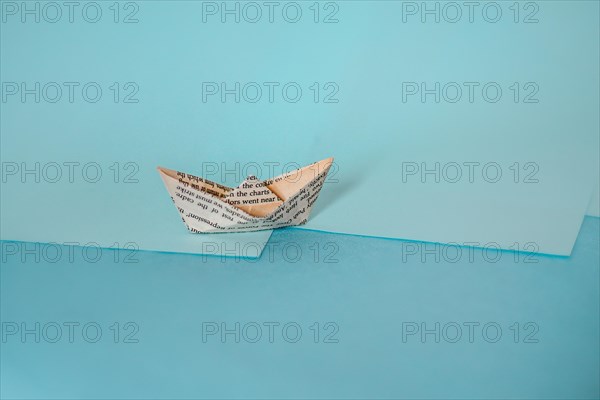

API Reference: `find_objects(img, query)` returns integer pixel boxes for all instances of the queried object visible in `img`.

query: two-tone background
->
[1,1,599,398]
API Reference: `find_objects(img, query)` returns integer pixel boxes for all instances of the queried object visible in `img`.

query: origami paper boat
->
[157,157,334,233]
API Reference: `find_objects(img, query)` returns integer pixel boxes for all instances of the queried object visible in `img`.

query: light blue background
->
[1,217,599,398]
[1,2,600,398]
[1,1,599,255]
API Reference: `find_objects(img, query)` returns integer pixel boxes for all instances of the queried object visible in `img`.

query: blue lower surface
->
[1,218,599,399]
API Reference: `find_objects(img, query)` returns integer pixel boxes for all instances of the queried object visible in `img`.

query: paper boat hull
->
[157,158,333,233]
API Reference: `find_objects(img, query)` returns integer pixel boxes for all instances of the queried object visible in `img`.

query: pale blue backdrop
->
[1,1,599,398]
[1,0,599,256]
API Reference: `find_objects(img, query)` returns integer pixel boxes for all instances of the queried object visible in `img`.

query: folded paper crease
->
[157,157,334,233]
